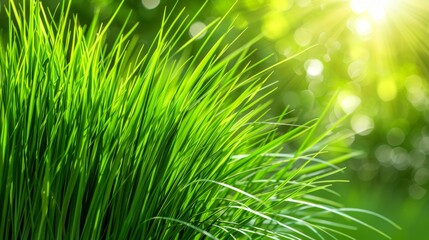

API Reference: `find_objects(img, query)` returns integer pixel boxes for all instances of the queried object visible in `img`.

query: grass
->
[0,1,398,239]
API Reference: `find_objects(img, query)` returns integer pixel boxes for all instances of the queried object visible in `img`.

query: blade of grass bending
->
[339,208,401,230]
[150,217,219,240]
[230,205,316,240]
[286,199,394,239]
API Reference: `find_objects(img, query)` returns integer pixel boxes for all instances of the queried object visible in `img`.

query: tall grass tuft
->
[0,1,398,239]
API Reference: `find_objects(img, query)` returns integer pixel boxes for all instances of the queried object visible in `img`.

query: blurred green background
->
[2,0,428,238]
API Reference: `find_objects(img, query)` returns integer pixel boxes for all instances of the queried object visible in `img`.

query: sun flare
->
[350,0,397,21]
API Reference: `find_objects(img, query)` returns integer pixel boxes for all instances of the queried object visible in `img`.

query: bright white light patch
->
[189,21,207,39]
[355,17,372,37]
[350,0,393,21]
[350,0,369,14]
[351,114,374,135]
[369,4,386,21]
[141,0,160,9]
[305,59,324,77]
[339,94,361,114]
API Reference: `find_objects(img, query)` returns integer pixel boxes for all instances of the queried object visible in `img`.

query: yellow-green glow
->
[262,13,289,39]
[377,80,397,101]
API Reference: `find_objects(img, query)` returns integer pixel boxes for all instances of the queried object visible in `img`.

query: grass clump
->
[0,1,398,239]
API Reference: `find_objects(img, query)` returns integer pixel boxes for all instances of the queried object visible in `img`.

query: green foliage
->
[0,1,398,239]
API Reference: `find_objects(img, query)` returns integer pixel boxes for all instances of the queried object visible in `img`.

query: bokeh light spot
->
[141,0,160,10]
[418,136,429,155]
[270,0,293,11]
[405,75,426,107]
[189,21,207,39]
[338,93,361,114]
[414,168,429,185]
[409,184,427,200]
[351,114,374,135]
[348,61,366,79]
[234,15,248,29]
[294,27,312,46]
[391,147,410,170]
[377,80,397,101]
[375,144,393,167]
[305,59,324,77]
[262,14,288,39]
[323,54,331,62]
[354,17,372,37]
[386,128,405,146]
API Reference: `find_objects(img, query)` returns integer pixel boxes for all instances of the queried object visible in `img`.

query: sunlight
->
[350,0,396,21]
[354,17,372,37]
